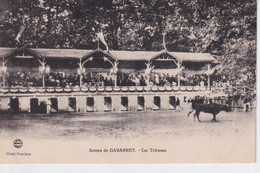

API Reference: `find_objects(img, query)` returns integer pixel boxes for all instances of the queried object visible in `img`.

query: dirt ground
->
[0,103,256,163]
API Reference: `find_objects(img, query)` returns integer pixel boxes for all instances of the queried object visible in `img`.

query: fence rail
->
[211,85,256,95]
[0,86,211,94]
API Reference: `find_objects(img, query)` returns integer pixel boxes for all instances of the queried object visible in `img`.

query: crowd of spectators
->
[211,74,233,88]
[3,71,212,87]
[82,73,115,86]
[5,71,116,87]
[117,72,146,86]
[45,72,116,87]
[45,72,78,87]
[149,73,177,86]
[211,72,256,89]
[180,74,208,86]
[3,71,248,88]
[117,73,178,86]
[6,72,41,87]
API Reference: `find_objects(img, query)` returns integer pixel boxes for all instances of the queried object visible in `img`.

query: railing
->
[0,86,210,94]
[211,85,256,95]
[210,96,256,111]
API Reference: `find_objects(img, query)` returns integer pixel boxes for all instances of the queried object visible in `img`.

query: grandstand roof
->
[168,52,216,62]
[110,50,158,61]
[0,47,216,62]
[0,47,13,57]
[33,48,92,59]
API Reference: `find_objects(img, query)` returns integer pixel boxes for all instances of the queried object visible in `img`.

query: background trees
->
[0,0,256,87]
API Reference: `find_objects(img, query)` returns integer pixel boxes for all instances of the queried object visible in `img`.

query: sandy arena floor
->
[0,103,256,163]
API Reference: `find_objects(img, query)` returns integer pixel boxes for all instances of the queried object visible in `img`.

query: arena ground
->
[0,103,256,163]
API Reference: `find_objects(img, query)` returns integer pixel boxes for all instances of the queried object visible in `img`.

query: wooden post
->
[114,74,117,87]
[1,57,7,87]
[42,60,46,88]
[145,61,154,87]
[37,58,46,88]
[79,57,93,87]
[104,57,117,86]
[80,73,82,87]
[42,74,45,88]
[97,39,100,52]
[208,75,210,90]
[79,59,82,87]
[113,61,118,87]
[3,74,5,87]
[41,61,46,88]
[207,64,211,91]
[177,61,181,87]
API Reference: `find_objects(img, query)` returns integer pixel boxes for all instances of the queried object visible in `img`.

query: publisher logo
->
[13,139,23,149]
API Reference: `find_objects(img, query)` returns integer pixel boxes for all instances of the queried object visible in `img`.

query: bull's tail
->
[187,109,194,117]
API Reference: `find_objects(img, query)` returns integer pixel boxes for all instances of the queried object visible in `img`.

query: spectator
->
[243,94,251,112]
[176,98,181,111]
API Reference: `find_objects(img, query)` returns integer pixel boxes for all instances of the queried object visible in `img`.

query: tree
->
[0,0,256,87]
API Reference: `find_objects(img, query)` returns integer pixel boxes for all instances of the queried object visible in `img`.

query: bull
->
[187,100,231,122]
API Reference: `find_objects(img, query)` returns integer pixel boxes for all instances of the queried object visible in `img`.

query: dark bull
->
[187,99,231,122]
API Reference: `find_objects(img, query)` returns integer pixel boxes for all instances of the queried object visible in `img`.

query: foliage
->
[0,0,256,86]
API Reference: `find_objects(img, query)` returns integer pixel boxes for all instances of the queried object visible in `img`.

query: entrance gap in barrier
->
[216,96,222,104]
[104,97,112,112]
[68,98,77,112]
[10,97,19,113]
[153,96,161,110]
[137,96,145,111]
[86,97,94,112]
[120,97,128,111]
[221,96,226,105]
[38,101,47,114]
[50,98,58,113]
[169,96,176,110]
[30,98,39,113]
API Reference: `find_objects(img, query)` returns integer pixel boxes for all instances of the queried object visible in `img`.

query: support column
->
[114,75,117,86]
[145,61,154,87]
[113,61,118,87]
[43,75,45,88]
[3,73,5,87]
[37,58,49,88]
[1,57,8,87]
[78,58,83,87]
[208,75,210,90]
[207,64,211,91]
[147,75,150,87]
[104,57,118,86]
[177,61,182,87]
[78,57,93,87]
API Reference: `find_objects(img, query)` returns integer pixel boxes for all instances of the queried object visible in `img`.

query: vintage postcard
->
[0,0,256,164]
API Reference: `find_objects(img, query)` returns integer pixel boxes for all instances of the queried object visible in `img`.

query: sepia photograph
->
[0,0,257,165]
